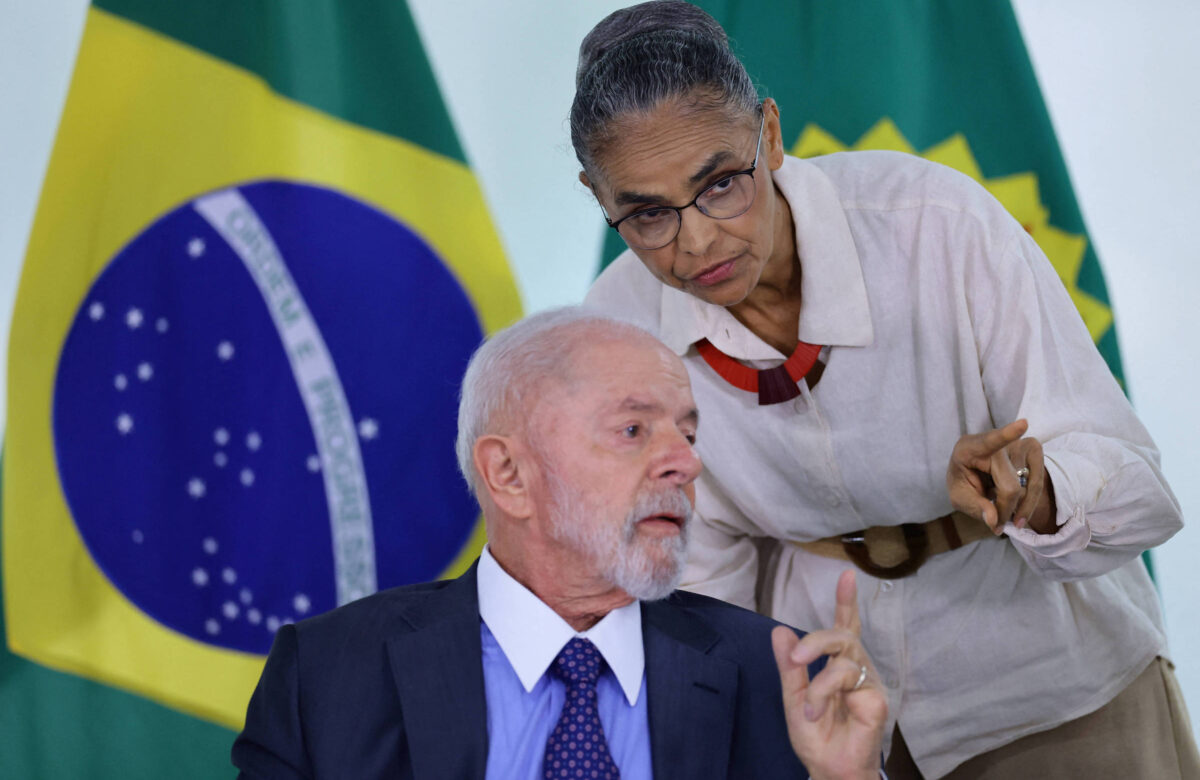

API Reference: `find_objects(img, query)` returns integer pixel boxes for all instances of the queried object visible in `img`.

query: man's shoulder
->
[652,588,803,648]
[291,575,469,646]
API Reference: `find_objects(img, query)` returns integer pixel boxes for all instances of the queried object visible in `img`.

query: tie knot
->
[550,637,603,685]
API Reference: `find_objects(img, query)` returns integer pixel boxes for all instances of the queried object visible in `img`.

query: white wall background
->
[1,0,1196,743]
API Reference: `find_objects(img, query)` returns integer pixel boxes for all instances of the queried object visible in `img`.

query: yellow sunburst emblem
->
[792,119,1112,344]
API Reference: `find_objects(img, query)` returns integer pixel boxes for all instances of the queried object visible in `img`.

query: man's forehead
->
[579,342,694,405]
[576,336,686,379]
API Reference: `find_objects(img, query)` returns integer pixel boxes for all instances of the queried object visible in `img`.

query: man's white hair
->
[455,306,657,498]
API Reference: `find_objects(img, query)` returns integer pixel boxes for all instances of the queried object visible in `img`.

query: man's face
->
[530,334,702,600]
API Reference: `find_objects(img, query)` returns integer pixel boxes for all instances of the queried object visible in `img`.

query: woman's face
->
[583,97,788,308]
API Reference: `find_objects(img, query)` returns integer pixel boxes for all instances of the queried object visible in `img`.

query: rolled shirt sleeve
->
[972,227,1183,578]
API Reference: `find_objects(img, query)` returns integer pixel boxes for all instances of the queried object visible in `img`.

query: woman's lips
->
[689,257,738,286]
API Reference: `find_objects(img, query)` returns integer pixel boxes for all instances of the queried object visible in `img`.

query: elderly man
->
[232,308,887,779]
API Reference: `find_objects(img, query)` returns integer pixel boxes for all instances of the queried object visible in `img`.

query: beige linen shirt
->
[584,152,1182,778]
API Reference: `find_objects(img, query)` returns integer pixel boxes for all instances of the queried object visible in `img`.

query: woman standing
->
[575,2,1195,778]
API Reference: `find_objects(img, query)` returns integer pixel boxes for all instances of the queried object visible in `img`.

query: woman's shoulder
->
[583,249,665,335]
[801,150,1005,215]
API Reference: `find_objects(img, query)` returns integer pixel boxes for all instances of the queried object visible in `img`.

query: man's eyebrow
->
[615,398,700,428]
[616,397,664,414]
[612,150,736,207]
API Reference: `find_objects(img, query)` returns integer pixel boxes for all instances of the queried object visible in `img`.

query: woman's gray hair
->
[570,0,760,175]
[455,307,656,499]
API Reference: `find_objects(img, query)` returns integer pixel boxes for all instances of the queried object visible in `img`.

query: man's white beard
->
[546,473,692,602]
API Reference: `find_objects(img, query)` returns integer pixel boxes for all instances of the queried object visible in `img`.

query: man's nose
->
[653,429,702,486]
[674,204,718,256]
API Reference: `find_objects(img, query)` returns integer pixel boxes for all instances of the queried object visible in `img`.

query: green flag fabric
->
[1,1,519,777]
[599,0,1126,386]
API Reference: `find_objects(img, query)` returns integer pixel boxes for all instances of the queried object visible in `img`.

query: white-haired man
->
[233,308,887,780]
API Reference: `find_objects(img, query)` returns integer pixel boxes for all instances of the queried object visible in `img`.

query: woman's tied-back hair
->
[570,0,760,176]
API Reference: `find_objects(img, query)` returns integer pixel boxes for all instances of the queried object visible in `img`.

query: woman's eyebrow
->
[614,189,664,207]
[688,150,735,185]
[613,150,738,207]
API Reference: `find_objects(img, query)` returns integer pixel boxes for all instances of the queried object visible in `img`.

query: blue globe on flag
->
[53,181,484,655]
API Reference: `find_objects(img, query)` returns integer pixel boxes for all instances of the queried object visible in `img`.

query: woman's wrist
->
[1025,472,1059,534]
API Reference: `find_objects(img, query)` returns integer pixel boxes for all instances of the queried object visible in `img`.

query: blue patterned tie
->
[542,637,621,780]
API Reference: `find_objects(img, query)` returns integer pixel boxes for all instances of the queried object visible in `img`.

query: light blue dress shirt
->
[477,547,653,780]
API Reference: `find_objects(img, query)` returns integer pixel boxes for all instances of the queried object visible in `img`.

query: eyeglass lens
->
[616,172,756,250]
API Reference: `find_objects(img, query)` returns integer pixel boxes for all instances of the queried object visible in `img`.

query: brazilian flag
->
[1,1,520,777]
[600,0,1125,386]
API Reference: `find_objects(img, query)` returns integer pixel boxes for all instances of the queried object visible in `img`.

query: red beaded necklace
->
[695,338,823,405]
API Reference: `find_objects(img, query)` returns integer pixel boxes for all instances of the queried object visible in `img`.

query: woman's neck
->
[728,184,803,355]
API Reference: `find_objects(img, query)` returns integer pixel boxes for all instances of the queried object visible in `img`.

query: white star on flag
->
[187,477,206,499]
[358,417,380,440]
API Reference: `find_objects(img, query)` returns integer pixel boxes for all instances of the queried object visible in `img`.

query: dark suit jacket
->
[233,563,817,779]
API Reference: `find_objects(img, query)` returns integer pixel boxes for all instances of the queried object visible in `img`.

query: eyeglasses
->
[605,110,765,251]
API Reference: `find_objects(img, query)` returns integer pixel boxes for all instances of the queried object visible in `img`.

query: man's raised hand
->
[771,570,887,780]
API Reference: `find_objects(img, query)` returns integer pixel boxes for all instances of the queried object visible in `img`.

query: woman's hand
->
[771,571,887,780]
[946,419,1057,535]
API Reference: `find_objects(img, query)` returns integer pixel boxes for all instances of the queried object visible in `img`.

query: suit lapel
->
[387,565,489,780]
[643,598,738,780]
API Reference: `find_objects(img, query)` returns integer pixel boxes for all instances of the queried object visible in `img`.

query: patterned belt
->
[792,512,993,579]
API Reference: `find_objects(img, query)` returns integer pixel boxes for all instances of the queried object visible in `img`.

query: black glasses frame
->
[604,108,766,250]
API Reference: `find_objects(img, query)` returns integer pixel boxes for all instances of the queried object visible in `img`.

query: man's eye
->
[622,424,641,438]
[685,432,697,445]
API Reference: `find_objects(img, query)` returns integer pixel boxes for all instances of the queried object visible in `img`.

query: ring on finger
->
[1015,467,1030,488]
[851,664,868,692]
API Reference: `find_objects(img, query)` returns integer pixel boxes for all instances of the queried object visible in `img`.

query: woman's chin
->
[684,277,753,308]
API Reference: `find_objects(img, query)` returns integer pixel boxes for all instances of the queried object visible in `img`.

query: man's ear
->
[473,434,534,519]
[578,170,594,194]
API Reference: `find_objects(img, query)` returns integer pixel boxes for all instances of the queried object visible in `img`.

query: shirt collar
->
[658,155,874,359]
[477,546,645,705]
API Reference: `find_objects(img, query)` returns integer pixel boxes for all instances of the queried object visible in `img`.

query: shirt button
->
[881,581,894,592]
[822,489,841,507]
[792,397,806,413]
